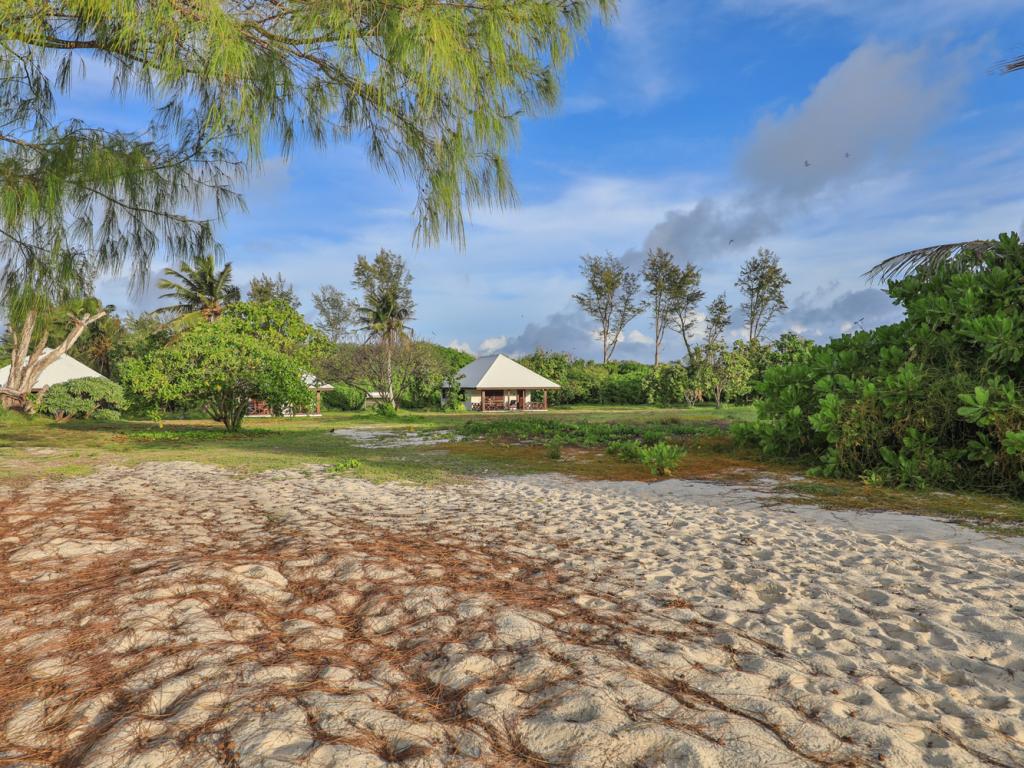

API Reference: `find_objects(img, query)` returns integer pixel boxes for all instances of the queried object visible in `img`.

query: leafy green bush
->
[39,377,126,422]
[607,439,643,461]
[329,458,362,472]
[321,384,365,411]
[741,232,1024,495]
[545,439,562,459]
[638,441,685,476]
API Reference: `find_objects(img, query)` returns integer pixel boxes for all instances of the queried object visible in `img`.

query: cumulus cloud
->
[447,340,474,355]
[643,198,780,260]
[779,288,903,340]
[478,336,509,355]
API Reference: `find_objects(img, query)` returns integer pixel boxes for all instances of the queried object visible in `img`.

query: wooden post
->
[316,390,322,415]
[543,390,548,410]
[481,390,486,412]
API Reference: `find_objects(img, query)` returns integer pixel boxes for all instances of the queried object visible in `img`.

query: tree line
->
[568,246,794,407]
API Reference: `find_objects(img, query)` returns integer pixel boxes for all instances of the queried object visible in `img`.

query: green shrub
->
[638,441,684,476]
[321,384,365,411]
[39,377,126,422]
[373,401,398,417]
[607,439,643,461]
[745,232,1024,496]
[329,458,362,472]
[545,439,563,459]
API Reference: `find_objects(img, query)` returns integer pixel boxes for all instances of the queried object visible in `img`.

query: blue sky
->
[97,0,1024,361]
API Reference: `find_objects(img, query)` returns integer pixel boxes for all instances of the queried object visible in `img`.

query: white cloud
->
[447,339,474,354]
[626,329,654,345]
[478,336,509,355]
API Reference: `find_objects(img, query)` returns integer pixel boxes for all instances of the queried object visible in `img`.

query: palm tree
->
[865,233,1021,283]
[353,250,415,407]
[1005,54,1024,73]
[157,255,240,322]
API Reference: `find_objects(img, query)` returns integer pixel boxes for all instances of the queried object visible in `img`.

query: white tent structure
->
[0,349,104,392]
[454,353,560,411]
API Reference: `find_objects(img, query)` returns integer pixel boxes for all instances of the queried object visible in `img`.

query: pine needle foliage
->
[2,0,615,255]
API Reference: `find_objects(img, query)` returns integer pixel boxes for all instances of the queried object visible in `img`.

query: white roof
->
[301,373,334,391]
[0,348,104,390]
[456,354,560,390]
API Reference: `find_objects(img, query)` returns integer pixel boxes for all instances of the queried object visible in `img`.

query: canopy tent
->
[453,353,559,411]
[0,349,104,392]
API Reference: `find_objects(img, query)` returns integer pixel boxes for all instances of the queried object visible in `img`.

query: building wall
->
[461,389,534,410]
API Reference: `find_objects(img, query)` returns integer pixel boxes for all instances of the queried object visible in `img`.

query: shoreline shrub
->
[740,232,1024,496]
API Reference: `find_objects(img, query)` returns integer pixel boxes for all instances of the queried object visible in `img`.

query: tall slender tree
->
[573,254,646,364]
[701,293,734,409]
[736,248,790,342]
[157,255,240,322]
[642,248,683,366]
[668,262,705,360]
[312,285,358,345]
[353,250,415,407]
[704,293,732,350]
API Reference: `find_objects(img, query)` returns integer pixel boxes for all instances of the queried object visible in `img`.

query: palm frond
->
[864,240,994,283]
[1003,53,1024,73]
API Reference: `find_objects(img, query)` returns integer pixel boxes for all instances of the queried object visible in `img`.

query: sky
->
[94,0,1024,362]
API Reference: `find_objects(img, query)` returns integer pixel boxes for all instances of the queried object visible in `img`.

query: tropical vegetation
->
[741,232,1024,497]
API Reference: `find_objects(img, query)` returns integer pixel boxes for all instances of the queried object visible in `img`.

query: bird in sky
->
[728,239,735,245]
[804,160,812,167]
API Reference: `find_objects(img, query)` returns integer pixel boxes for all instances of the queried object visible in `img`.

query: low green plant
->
[329,458,362,472]
[39,377,126,422]
[638,441,685,476]
[545,439,562,459]
[607,439,643,462]
[373,401,399,418]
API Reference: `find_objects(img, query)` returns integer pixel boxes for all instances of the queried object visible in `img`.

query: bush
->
[39,377,126,422]
[744,232,1024,496]
[607,439,643,461]
[638,441,685,476]
[545,439,563,459]
[329,458,362,472]
[321,384,365,411]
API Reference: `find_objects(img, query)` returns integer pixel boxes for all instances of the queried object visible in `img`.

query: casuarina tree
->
[736,248,790,342]
[574,254,646,364]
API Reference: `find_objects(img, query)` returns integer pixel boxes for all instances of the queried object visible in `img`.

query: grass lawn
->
[5,403,1024,534]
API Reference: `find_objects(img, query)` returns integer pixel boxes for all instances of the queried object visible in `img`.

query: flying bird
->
[728,239,735,245]
[804,160,812,167]
[844,152,852,159]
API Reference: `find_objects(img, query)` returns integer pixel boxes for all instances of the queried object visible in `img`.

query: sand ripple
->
[1,462,1021,767]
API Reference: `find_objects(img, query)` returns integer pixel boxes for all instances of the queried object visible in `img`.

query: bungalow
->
[454,353,560,412]
[247,374,334,417]
[0,349,105,392]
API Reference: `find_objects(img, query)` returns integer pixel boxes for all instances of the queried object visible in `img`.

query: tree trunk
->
[681,329,692,361]
[0,309,107,412]
[384,337,395,406]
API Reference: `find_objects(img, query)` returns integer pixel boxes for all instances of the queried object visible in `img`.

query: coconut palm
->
[353,250,415,407]
[157,255,240,322]
[1005,54,1024,73]
[862,235,1024,283]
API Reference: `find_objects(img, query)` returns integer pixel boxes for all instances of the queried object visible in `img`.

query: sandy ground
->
[1,463,1022,768]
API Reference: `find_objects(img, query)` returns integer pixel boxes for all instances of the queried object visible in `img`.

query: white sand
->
[1,462,1022,767]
